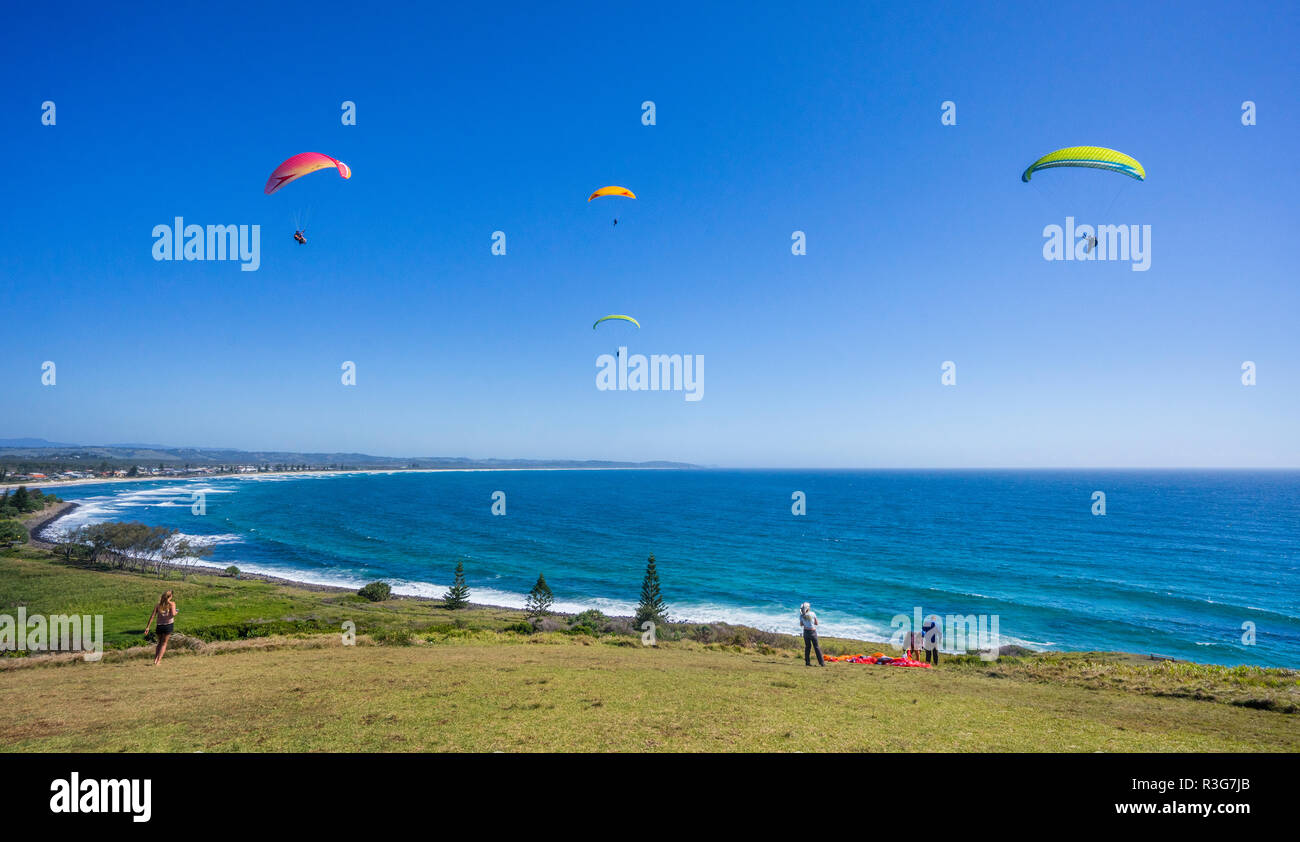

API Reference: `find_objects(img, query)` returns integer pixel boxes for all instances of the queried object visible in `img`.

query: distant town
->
[1,463,321,484]
[0,440,696,486]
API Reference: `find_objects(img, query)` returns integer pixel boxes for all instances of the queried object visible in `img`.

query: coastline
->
[8,465,685,493]
[13,523,1233,668]
[13,500,1120,663]
[23,500,79,549]
[25,500,361,595]
[17,487,1055,653]
[18,482,1287,668]
[24,497,911,645]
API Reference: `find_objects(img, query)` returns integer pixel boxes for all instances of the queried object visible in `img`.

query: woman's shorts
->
[156,623,174,636]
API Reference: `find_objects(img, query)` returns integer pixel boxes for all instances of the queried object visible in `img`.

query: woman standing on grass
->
[799,602,824,666]
[146,590,179,665]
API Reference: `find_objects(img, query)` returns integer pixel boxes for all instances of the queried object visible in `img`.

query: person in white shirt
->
[799,602,825,666]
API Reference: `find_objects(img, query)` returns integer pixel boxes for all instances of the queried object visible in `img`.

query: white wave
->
[174,532,244,547]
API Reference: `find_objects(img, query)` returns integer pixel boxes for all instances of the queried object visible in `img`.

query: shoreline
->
[23,501,80,549]
[19,488,1269,669]
[15,534,1221,667]
[6,465,689,493]
[24,498,942,647]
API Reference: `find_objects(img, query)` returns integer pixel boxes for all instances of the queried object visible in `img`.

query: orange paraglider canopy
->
[587,185,635,201]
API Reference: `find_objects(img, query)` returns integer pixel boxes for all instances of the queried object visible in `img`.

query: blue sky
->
[2,1,1297,467]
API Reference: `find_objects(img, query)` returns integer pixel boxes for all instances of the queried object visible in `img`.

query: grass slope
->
[2,541,1297,752]
[3,637,1297,752]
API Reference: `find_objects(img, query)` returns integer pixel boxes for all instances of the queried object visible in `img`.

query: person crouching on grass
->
[146,590,179,665]
[905,629,924,660]
[799,601,824,666]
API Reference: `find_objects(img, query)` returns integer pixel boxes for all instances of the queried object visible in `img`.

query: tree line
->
[359,554,670,629]
[48,521,214,574]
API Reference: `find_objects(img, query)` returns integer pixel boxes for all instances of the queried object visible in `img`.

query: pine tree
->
[525,572,554,619]
[635,553,668,627]
[442,560,470,609]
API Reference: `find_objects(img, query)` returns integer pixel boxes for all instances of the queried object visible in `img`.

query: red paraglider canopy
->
[264,153,351,195]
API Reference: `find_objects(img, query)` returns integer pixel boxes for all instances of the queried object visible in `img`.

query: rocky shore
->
[22,501,79,549]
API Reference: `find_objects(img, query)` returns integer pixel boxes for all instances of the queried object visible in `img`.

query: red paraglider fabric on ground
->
[824,653,933,667]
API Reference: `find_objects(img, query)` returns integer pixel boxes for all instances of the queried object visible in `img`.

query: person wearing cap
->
[799,601,825,666]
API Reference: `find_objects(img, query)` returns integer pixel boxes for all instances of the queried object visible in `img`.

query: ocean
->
[38,469,1300,668]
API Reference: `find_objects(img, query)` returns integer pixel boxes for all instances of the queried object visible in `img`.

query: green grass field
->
[3,537,1297,752]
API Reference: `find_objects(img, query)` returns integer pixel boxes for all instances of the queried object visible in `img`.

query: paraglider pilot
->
[294,230,306,245]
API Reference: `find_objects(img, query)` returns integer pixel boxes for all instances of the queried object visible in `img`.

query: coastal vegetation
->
[1,539,1297,751]
[68,522,213,575]
[358,581,392,602]
[526,573,554,619]
[442,561,470,609]
[0,487,64,547]
[0,522,25,548]
[1,486,61,518]
[634,553,668,628]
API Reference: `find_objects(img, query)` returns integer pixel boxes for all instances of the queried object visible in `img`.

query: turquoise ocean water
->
[42,469,1300,667]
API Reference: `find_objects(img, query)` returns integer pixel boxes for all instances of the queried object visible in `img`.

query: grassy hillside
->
[2,543,1297,752]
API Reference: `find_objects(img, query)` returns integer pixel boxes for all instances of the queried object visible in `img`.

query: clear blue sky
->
[2,1,1296,467]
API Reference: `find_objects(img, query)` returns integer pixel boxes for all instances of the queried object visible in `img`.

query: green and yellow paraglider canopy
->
[593,314,640,329]
[1021,146,1145,183]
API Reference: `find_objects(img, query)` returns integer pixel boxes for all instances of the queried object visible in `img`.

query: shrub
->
[185,619,332,641]
[691,624,716,643]
[358,581,392,602]
[0,520,28,548]
[225,566,241,577]
[53,541,89,562]
[504,621,534,635]
[372,628,414,646]
[568,609,608,636]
